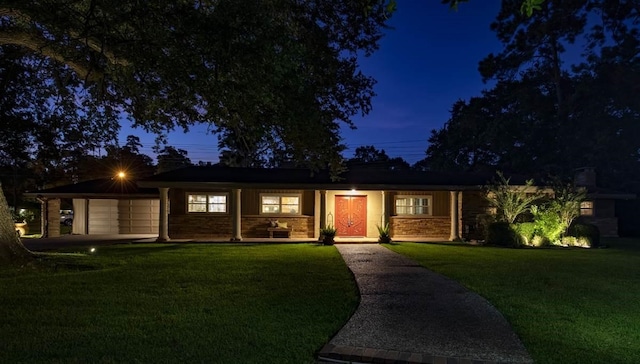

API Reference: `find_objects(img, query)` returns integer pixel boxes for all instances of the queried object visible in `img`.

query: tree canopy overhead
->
[0,0,392,263]
[1,0,391,171]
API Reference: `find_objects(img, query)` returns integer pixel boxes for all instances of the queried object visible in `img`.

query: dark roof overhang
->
[23,178,159,199]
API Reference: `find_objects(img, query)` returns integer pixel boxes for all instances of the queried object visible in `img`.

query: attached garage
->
[72,199,159,235]
[25,178,159,238]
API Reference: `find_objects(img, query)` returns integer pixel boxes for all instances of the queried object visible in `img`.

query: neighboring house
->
[26,166,633,240]
[573,167,635,237]
[24,178,159,237]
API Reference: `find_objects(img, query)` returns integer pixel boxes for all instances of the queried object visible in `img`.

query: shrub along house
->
[136,165,529,242]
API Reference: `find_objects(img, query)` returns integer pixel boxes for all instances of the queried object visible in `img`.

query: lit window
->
[187,194,227,213]
[395,195,432,215]
[261,195,300,214]
[580,201,594,216]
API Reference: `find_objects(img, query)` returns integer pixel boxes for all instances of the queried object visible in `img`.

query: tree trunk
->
[0,183,34,265]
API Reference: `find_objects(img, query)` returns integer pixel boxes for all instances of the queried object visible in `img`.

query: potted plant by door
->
[377,223,391,243]
[320,225,337,245]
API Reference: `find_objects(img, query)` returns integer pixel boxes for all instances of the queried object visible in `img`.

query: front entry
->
[335,195,367,237]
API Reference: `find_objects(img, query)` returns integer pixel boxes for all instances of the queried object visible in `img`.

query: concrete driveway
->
[320,244,532,364]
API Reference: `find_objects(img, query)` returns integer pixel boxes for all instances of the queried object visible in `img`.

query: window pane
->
[189,194,207,203]
[209,203,226,213]
[209,195,226,203]
[261,195,300,214]
[188,203,207,212]
[281,196,299,205]
[262,205,280,213]
[396,196,432,215]
[580,201,594,216]
[283,205,299,214]
[262,196,279,205]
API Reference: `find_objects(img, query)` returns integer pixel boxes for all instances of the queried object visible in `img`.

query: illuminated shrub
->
[568,223,600,248]
[513,222,536,246]
[561,236,591,248]
[531,235,550,247]
[531,205,566,245]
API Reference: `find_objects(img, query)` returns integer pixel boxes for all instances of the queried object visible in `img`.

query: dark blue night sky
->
[120,1,503,164]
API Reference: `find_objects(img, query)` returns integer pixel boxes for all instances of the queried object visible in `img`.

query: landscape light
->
[117,171,126,179]
[90,248,96,253]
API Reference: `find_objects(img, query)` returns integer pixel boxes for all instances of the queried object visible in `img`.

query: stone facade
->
[390,216,450,239]
[241,216,314,239]
[168,214,315,240]
[169,214,232,239]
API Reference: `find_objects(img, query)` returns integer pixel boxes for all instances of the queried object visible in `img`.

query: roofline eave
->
[22,193,159,199]
[137,181,488,191]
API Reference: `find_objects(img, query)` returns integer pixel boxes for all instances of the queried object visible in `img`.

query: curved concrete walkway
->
[319,244,532,364]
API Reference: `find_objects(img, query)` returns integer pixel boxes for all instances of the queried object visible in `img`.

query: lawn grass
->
[385,239,640,364]
[0,244,358,364]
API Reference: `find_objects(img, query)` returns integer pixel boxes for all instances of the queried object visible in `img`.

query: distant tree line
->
[418,0,640,193]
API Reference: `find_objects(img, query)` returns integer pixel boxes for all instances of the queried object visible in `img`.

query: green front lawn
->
[385,239,640,364]
[0,244,358,364]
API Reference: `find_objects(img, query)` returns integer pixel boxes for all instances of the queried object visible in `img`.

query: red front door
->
[335,196,367,237]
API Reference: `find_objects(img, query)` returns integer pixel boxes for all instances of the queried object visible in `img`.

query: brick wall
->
[46,198,61,238]
[390,216,450,239]
[242,216,314,238]
[168,214,314,239]
[169,214,232,239]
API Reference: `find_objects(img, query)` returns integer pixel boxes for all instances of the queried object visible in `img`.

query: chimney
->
[574,167,596,187]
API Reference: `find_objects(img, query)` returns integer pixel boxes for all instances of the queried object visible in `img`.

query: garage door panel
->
[89,200,119,234]
[89,199,158,235]
[118,199,160,234]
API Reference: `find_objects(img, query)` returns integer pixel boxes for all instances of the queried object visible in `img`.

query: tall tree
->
[479,0,587,124]
[347,145,410,171]
[425,1,640,189]
[0,182,32,264]
[156,146,192,174]
[0,1,389,170]
[102,141,156,180]
[0,1,391,262]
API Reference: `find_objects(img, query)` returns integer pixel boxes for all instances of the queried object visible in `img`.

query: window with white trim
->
[580,201,594,216]
[395,195,432,216]
[261,194,300,214]
[187,193,228,213]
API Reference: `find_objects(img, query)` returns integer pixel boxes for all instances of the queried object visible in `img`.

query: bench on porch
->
[267,227,292,238]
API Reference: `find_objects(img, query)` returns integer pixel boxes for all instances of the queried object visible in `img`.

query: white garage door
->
[88,199,119,234]
[118,199,160,234]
